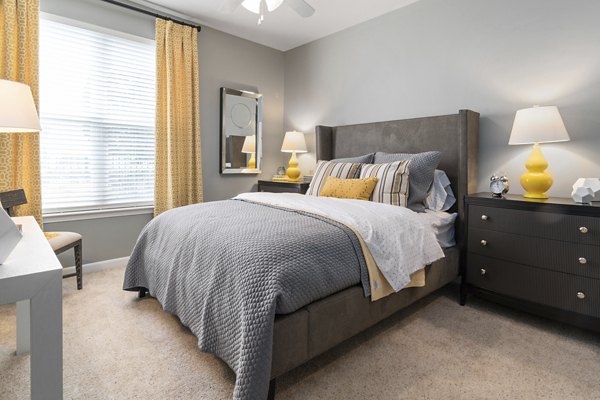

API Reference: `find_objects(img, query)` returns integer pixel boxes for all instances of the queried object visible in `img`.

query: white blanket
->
[235,192,445,292]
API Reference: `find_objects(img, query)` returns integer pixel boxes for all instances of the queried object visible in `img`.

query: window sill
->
[43,206,154,224]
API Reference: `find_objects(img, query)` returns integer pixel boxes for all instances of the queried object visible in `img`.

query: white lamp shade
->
[509,105,569,145]
[0,79,41,133]
[281,131,307,153]
[241,135,256,153]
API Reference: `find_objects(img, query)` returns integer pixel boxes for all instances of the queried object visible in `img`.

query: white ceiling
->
[138,0,421,51]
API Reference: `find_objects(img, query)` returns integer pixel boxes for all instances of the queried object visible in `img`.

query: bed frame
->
[267,110,479,398]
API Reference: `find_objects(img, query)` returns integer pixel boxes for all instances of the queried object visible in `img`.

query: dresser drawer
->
[469,205,600,245]
[468,228,600,279]
[466,254,600,318]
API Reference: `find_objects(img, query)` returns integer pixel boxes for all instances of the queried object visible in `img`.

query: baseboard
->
[62,256,129,276]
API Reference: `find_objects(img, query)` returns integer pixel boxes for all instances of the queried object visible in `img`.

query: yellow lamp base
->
[520,143,553,199]
[285,151,302,182]
[522,187,550,199]
[285,175,301,182]
[247,152,256,169]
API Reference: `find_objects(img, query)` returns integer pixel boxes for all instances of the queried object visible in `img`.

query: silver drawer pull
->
[579,227,588,234]
[481,215,489,221]
[480,268,487,276]
[577,292,586,300]
[579,257,587,265]
[480,240,488,246]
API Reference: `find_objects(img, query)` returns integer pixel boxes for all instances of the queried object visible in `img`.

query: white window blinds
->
[40,16,156,214]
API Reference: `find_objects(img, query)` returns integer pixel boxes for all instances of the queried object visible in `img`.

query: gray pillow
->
[373,151,442,212]
[332,153,374,164]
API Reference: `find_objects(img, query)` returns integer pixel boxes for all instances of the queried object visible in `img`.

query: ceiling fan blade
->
[219,0,245,13]
[285,0,315,17]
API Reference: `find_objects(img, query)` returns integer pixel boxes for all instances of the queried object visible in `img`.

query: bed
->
[123,109,479,400]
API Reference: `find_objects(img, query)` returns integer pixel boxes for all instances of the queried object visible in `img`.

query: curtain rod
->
[99,0,202,31]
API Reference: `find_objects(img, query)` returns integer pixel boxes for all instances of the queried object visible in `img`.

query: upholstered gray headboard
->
[315,109,479,249]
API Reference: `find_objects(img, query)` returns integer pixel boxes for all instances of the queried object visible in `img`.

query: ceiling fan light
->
[241,0,284,14]
[266,0,284,12]
[241,0,259,14]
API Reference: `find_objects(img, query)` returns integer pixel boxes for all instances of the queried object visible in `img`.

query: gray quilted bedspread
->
[123,199,369,400]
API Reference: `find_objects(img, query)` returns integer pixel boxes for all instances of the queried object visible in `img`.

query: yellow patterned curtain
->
[154,19,202,216]
[0,0,41,223]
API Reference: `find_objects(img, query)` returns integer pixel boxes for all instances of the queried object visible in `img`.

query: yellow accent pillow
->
[319,176,379,201]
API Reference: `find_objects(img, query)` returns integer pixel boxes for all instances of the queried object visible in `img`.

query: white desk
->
[0,216,63,400]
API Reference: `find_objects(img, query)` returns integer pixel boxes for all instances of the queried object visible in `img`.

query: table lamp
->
[241,135,256,169]
[0,79,41,264]
[281,131,307,182]
[0,79,42,133]
[508,105,570,199]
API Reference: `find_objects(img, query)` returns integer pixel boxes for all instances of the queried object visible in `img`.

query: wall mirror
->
[220,87,263,174]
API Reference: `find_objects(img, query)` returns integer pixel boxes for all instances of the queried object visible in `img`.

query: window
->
[40,15,155,214]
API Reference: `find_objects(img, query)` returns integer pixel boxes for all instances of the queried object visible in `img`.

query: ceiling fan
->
[220,0,315,24]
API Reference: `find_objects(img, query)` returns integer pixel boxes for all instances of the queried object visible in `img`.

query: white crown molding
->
[121,0,207,25]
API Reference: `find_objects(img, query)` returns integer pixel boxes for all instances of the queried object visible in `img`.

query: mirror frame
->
[219,87,263,175]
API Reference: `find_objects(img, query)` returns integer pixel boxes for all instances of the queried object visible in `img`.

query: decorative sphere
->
[572,178,600,201]
[571,186,594,204]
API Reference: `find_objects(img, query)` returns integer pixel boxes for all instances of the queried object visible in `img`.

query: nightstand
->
[257,180,310,194]
[462,193,600,332]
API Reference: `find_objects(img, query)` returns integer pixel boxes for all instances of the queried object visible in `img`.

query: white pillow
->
[425,170,456,212]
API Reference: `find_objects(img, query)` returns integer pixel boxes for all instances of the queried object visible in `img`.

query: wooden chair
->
[0,189,83,290]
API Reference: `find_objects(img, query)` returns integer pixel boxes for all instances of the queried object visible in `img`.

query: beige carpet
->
[1,264,599,400]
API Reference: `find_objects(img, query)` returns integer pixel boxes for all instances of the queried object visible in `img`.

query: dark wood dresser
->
[257,180,310,194]
[462,193,600,332]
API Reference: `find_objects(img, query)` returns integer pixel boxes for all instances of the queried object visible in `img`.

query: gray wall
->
[199,27,284,201]
[40,0,284,265]
[40,0,600,266]
[283,0,600,197]
[43,214,152,267]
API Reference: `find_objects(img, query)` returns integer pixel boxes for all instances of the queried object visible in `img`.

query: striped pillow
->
[306,160,362,196]
[359,160,411,207]
[373,151,441,211]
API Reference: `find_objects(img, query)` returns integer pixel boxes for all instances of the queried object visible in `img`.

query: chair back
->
[0,189,28,217]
